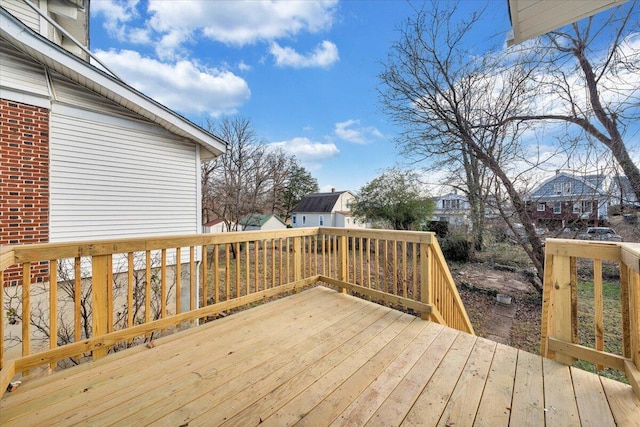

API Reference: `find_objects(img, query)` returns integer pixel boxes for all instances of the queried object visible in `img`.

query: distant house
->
[1,2,226,285]
[525,171,609,228]
[203,219,235,233]
[610,176,640,209]
[291,190,366,229]
[431,193,471,226]
[239,214,287,231]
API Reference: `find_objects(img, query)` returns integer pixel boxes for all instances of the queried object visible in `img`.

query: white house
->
[203,219,235,233]
[1,1,226,284]
[431,193,471,227]
[291,190,366,229]
[239,214,287,231]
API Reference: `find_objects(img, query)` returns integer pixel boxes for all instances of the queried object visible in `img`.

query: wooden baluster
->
[245,241,250,295]
[127,252,134,327]
[161,249,167,318]
[190,246,196,312]
[225,244,230,299]
[74,257,81,343]
[202,245,208,307]
[420,242,431,320]
[271,239,276,289]
[594,259,604,369]
[22,263,31,370]
[402,241,408,298]
[393,241,398,295]
[412,243,418,300]
[338,235,348,293]
[49,260,58,369]
[176,247,182,314]
[144,250,151,324]
[293,236,302,283]
[235,242,241,298]
[254,240,259,293]
[621,263,631,358]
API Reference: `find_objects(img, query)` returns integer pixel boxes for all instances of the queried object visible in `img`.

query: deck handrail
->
[541,238,640,399]
[0,227,473,396]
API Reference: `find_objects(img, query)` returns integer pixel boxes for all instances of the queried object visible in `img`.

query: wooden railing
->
[0,227,473,397]
[542,238,640,399]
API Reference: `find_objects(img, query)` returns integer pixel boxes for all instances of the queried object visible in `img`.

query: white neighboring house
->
[0,2,226,285]
[291,190,367,229]
[431,193,471,227]
[239,214,287,231]
[203,219,235,233]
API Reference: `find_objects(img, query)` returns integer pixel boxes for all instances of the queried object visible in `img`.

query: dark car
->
[577,227,623,242]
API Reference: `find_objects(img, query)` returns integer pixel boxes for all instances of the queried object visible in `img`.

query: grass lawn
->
[575,278,627,383]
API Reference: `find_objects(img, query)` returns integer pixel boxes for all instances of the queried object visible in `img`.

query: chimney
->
[331,188,335,193]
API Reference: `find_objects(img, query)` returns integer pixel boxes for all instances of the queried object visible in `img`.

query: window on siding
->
[302,215,306,225]
[553,202,562,214]
[553,182,571,195]
[537,203,546,212]
[292,216,296,224]
[442,199,461,209]
[319,215,324,226]
[573,203,581,213]
[582,200,593,213]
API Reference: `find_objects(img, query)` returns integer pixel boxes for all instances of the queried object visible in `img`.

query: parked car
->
[577,227,623,242]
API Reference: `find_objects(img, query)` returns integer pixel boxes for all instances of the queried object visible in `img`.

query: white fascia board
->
[507,0,628,46]
[0,7,226,158]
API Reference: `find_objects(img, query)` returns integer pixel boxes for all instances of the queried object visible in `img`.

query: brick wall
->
[0,99,50,286]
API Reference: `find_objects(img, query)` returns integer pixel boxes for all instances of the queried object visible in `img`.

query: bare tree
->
[203,117,274,233]
[508,2,640,202]
[379,2,548,289]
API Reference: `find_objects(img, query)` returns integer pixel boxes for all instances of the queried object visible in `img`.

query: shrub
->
[440,234,473,262]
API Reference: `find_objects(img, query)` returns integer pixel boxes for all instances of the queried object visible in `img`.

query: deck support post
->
[92,254,110,360]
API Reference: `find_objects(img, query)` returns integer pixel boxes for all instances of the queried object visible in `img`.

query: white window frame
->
[537,203,546,212]
[292,216,296,224]
[319,215,324,226]
[582,200,593,213]
[573,203,581,214]
[302,215,306,225]
[553,202,562,214]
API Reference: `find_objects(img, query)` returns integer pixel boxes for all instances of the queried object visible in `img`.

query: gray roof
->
[239,214,284,227]
[293,192,346,213]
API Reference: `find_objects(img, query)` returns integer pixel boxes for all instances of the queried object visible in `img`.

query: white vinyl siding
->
[50,104,199,242]
[0,39,50,99]
[51,72,142,120]
[0,0,40,33]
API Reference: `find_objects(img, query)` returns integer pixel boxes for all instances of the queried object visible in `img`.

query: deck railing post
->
[419,241,431,320]
[546,250,575,365]
[91,254,110,360]
[338,235,348,293]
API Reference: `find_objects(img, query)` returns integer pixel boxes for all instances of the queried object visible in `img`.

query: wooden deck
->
[1,286,638,426]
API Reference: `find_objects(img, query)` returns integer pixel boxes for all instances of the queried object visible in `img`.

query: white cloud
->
[269,137,339,167]
[94,49,251,117]
[91,0,142,42]
[237,61,252,72]
[334,119,383,144]
[148,0,338,46]
[269,40,339,69]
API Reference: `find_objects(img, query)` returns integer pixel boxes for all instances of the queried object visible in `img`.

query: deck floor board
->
[1,286,637,426]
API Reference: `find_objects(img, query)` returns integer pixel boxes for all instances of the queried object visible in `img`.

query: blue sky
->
[89,0,513,193]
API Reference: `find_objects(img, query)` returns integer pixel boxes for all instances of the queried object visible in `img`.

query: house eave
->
[0,6,226,159]
[506,0,628,46]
